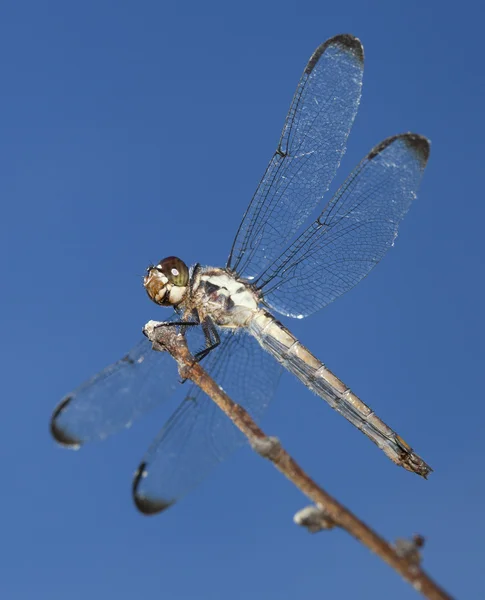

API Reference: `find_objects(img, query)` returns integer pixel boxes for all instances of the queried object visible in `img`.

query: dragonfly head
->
[144,256,189,307]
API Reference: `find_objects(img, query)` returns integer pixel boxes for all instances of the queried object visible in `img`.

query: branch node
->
[393,534,425,568]
[294,505,337,533]
[250,435,281,460]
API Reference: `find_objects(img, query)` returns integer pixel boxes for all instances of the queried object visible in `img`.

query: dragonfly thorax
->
[191,268,260,328]
[144,256,189,307]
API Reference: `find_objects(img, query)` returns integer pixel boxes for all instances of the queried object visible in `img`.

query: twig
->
[144,321,454,600]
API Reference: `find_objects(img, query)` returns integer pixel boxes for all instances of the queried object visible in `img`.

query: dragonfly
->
[51,34,432,515]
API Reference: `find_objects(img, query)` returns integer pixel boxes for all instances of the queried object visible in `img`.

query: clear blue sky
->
[1,1,483,599]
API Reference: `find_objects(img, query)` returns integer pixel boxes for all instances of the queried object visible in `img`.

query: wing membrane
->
[256,134,430,317]
[227,34,364,279]
[132,330,282,514]
[50,317,181,447]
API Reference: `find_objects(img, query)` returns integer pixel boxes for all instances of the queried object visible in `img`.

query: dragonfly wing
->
[256,134,430,318]
[227,34,363,280]
[132,329,283,515]
[50,316,181,447]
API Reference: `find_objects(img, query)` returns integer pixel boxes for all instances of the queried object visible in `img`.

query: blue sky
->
[1,1,484,599]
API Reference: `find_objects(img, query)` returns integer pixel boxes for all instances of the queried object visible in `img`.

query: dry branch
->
[144,320,453,600]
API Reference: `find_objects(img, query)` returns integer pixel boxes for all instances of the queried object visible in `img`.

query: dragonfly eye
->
[157,256,189,286]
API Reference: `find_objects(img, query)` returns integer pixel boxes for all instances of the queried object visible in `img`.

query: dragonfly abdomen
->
[248,310,432,478]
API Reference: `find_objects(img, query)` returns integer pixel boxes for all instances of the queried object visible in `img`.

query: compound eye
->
[158,256,189,286]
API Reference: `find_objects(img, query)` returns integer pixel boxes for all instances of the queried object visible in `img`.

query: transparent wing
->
[227,34,364,279]
[132,329,283,515]
[254,134,430,318]
[50,315,181,447]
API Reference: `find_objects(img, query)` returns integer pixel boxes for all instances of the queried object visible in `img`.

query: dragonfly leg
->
[173,315,220,385]
[152,311,201,337]
[153,320,199,329]
[194,316,220,362]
